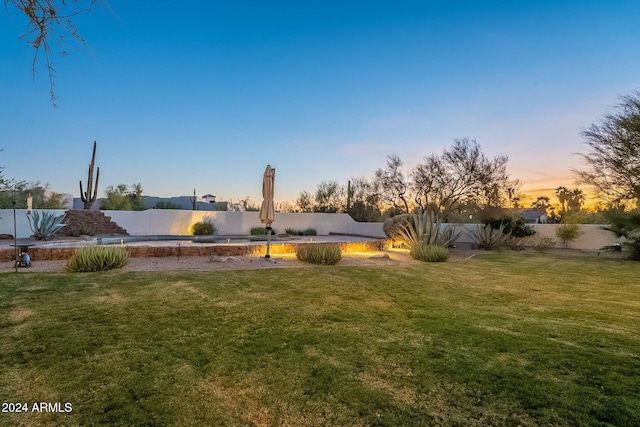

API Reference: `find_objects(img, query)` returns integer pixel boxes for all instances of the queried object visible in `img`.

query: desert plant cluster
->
[250,226,276,235]
[27,210,66,241]
[191,219,217,236]
[66,244,129,272]
[295,242,342,265]
[284,227,317,236]
[388,210,461,262]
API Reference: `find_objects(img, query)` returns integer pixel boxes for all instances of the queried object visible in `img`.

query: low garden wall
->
[0,239,386,262]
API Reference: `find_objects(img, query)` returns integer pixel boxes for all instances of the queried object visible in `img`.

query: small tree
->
[313,181,345,213]
[375,154,411,214]
[0,182,66,209]
[101,183,144,211]
[295,191,314,213]
[555,223,583,249]
[410,138,517,220]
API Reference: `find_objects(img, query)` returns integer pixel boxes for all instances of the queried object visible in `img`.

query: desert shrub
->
[467,223,511,250]
[533,236,556,252]
[154,201,180,209]
[191,220,217,235]
[296,243,342,265]
[601,210,640,260]
[285,228,317,236]
[70,228,95,237]
[66,245,129,272]
[410,243,449,262]
[250,226,276,235]
[483,215,536,238]
[555,223,582,248]
[623,231,640,261]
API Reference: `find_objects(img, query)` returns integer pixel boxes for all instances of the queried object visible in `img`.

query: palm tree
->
[556,186,569,212]
[568,188,585,211]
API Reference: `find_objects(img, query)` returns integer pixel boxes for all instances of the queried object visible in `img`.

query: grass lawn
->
[1,252,639,426]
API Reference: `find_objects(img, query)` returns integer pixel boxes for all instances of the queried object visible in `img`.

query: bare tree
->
[411,138,513,219]
[575,90,640,208]
[295,191,314,213]
[374,154,411,214]
[5,0,103,105]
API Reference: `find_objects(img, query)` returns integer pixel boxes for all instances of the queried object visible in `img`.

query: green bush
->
[296,243,342,265]
[191,220,216,235]
[66,245,129,272]
[251,226,276,235]
[533,236,556,252]
[624,232,640,261]
[556,223,582,248]
[601,210,640,261]
[70,228,95,237]
[154,201,180,209]
[410,243,449,262]
[483,215,536,238]
[285,228,317,236]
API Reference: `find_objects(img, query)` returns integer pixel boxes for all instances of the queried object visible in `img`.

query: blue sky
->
[1,0,639,205]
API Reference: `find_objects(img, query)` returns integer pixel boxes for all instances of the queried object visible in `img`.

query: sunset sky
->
[1,1,639,205]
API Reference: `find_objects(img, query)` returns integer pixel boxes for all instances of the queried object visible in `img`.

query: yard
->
[1,251,639,426]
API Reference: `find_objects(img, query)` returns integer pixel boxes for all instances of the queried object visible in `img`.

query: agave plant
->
[467,222,511,250]
[396,210,461,249]
[438,224,463,247]
[27,210,67,241]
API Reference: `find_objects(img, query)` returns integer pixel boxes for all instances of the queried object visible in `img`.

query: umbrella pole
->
[265,224,272,259]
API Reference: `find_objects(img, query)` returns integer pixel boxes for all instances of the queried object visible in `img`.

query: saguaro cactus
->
[80,141,100,209]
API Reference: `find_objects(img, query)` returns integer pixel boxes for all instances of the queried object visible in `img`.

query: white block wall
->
[0,209,621,250]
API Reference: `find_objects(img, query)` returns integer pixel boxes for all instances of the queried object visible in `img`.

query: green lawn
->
[1,252,639,426]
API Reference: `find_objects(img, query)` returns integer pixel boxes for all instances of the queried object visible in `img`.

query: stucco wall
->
[104,211,388,237]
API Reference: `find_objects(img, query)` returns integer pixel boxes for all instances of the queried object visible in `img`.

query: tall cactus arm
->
[80,141,100,209]
[92,166,100,202]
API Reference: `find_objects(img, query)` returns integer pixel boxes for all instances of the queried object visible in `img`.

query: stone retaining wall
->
[0,240,386,262]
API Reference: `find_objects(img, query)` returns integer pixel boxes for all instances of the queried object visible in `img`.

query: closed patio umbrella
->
[259,165,275,259]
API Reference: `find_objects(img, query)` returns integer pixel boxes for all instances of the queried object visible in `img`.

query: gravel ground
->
[0,247,480,274]
[1,244,612,274]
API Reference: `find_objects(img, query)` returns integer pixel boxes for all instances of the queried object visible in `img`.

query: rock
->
[369,254,390,259]
[209,255,238,263]
[382,214,414,240]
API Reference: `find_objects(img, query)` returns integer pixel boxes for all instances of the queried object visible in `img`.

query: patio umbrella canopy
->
[259,165,275,258]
